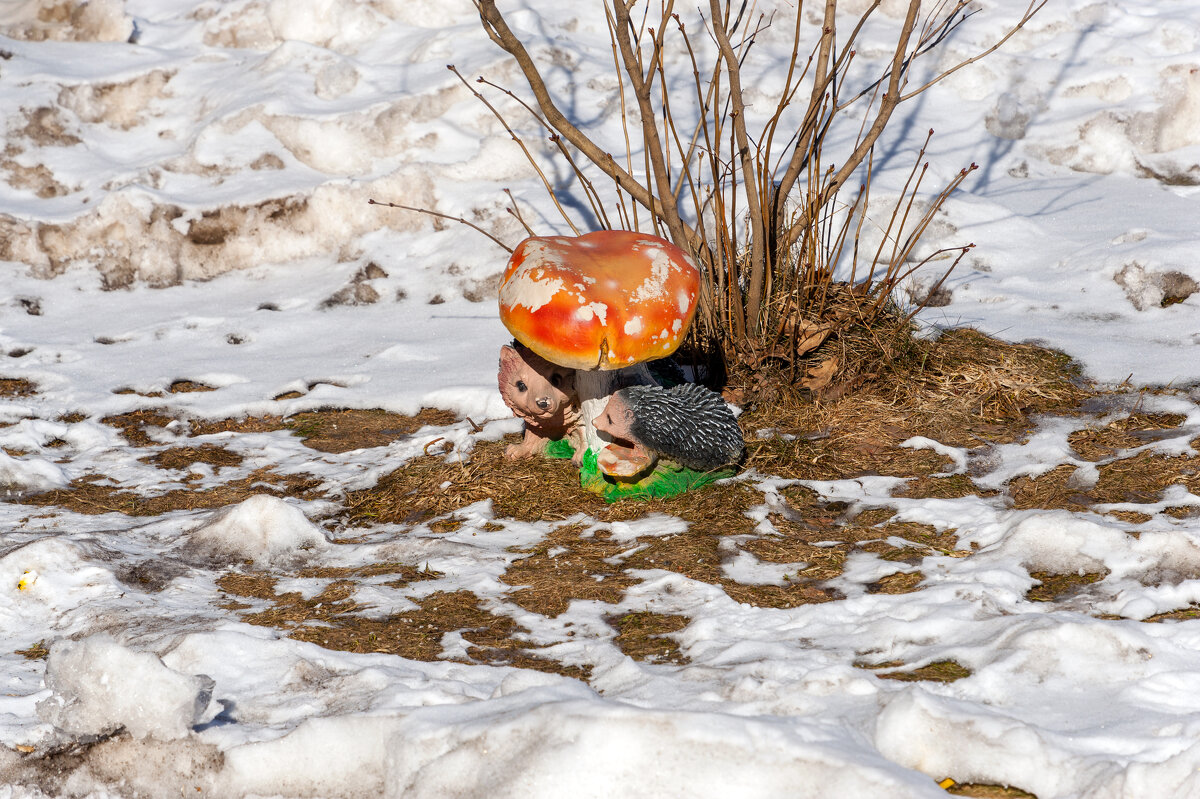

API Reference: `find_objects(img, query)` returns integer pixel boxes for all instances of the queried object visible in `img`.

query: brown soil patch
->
[17,468,324,516]
[188,407,459,453]
[1068,412,1187,461]
[218,575,585,679]
[502,523,638,617]
[866,570,924,594]
[283,407,458,453]
[101,409,177,447]
[945,782,1038,798]
[0,377,37,396]
[607,611,690,665]
[1011,452,1200,513]
[142,445,243,471]
[864,660,972,683]
[1144,607,1200,623]
[734,329,1089,486]
[1026,571,1107,602]
[168,380,216,393]
[15,640,50,660]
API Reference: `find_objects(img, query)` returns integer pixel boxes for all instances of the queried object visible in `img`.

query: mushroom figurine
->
[498,230,701,468]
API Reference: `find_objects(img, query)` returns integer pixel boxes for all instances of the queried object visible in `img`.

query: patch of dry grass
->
[141,444,243,471]
[866,570,924,594]
[944,781,1038,798]
[101,409,178,447]
[1011,453,1200,512]
[1068,412,1187,461]
[1026,571,1108,602]
[15,640,50,660]
[217,572,586,679]
[17,469,324,516]
[282,407,459,453]
[0,377,37,396]
[607,611,690,665]
[502,523,638,617]
[13,329,1174,689]
[1144,607,1200,623]
[862,660,973,683]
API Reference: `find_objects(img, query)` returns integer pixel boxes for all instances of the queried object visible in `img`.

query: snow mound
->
[0,538,124,639]
[382,697,938,799]
[37,634,215,741]
[0,450,68,498]
[186,495,330,565]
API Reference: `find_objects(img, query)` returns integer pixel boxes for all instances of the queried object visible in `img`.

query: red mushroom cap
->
[498,231,701,371]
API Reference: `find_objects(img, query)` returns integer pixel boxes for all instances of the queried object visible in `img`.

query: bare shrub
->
[460,0,1044,387]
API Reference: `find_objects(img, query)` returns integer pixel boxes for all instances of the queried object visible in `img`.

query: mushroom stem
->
[576,364,656,455]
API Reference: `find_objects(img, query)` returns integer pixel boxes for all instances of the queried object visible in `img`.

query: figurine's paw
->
[505,442,536,460]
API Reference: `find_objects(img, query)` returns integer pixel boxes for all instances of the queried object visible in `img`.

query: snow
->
[4,0,1200,797]
[185,494,330,566]
[37,634,215,742]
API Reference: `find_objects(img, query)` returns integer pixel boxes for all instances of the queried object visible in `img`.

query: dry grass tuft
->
[142,444,243,472]
[1144,607,1200,623]
[866,571,924,594]
[502,523,637,617]
[734,329,1089,484]
[607,611,690,665]
[1011,453,1200,512]
[283,407,459,453]
[218,573,585,679]
[865,660,973,683]
[168,380,216,393]
[15,640,50,660]
[188,414,288,437]
[0,377,37,397]
[1026,571,1108,602]
[101,409,177,447]
[898,473,996,501]
[344,439,601,525]
[945,781,1038,798]
[18,468,324,516]
[1068,412,1187,461]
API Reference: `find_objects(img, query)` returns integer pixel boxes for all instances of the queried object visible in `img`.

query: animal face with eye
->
[498,342,582,460]
[499,343,575,420]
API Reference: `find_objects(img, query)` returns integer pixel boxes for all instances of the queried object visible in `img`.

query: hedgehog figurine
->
[593,382,744,478]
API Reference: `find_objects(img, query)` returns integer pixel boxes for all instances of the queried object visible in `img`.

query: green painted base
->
[577,448,732,503]
[540,437,731,502]
[544,438,576,460]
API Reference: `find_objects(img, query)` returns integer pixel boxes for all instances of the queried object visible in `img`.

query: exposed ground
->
[9,329,1200,798]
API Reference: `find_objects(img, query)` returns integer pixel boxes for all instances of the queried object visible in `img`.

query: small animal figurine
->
[593,382,744,478]
[498,342,583,460]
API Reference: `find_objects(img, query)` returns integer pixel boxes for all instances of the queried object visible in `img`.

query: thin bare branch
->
[474,0,695,241]
[610,0,689,245]
[447,65,579,234]
[900,0,1046,100]
[368,199,512,254]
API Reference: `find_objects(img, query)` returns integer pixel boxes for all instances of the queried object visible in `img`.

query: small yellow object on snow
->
[938,777,957,790]
[17,570,37,591]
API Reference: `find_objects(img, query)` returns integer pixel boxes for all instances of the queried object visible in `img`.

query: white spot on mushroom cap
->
[500,270,566,313]
[575,302,608,323]
[628,247,680,305]
[624,316,643,335]
[500,241,570,312]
